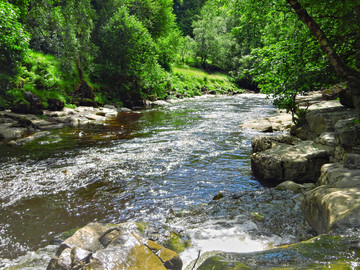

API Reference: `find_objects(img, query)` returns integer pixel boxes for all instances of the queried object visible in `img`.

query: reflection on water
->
[0,94,277,263]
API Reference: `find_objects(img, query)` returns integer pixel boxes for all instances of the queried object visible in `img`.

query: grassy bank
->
[168,65,243,98]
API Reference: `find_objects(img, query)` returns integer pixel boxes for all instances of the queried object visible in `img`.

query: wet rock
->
[275,181,308,194]
[163,232,191,254]
[195,235,360,270]
[152,100,170,107]
[7,140,17,146]
[2,245,58,270]
[14,131,51,145]
[251,141,330,185]
[117,107,132,113]
[47,222,182,270]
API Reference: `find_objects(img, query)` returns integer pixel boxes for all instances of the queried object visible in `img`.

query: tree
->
[97,6,166,104]
[25,0,96,98]
[285,0,360,109]
[173,0,206,37]
[0,1,30,75]
[192,0,234,70]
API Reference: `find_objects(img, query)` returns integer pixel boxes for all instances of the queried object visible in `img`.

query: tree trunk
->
[285,0,356,79]
[75,57,94,100]
[354,5,360,70]
[286,0,360,109]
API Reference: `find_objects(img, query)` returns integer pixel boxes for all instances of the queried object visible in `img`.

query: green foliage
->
[26,0,96,77]
[192,1,234,69]
[97,6,167,103]
[6,51,73,108]
[173,0,207,37]
[1,0,358,109]
[0,1,30,75]
[169,65,241,98]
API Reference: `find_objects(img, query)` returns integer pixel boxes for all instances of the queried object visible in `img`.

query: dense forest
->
[1,0,359,114]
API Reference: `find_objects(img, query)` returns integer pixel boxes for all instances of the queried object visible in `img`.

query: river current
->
[0,94,301,268]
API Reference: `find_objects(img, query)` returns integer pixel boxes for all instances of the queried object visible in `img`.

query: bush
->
[97,6,167,104]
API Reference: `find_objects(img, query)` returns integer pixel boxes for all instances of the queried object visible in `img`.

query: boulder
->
[302,163,360,234]
[251,134,301,154]
[334,118,360,150]
[0,124,28,141]
[240,113,293,133]
[251,141,330,185]
[321,82,346,100]
[11,91,44,115]
[47,98,65,111]
[275,181,315,194]
[343,152,360,169]
[302,186,360,234]
[241,118,273,132]
[305,106,359,138]
[317,163,360,188]
[47,222,182,270]
[314,132,336,146]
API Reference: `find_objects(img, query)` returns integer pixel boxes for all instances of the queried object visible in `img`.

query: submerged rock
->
[47,222,182,270]
[275,181,315,194]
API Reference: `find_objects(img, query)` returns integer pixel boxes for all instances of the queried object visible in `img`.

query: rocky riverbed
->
[247,91,360,235]
[2,92,360,269]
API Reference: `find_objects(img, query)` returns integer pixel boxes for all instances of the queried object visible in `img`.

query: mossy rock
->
[136,221,149,234]
[196,235,360,269]
[197,256,250,270]
[164,232,191,253]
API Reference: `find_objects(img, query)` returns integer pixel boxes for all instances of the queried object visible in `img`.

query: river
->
[0,94,309,268]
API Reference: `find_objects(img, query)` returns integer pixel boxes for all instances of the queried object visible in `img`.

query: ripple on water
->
[0,94,279,263]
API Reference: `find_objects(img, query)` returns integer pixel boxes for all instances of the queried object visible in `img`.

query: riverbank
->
[188,89,360,268]
[247,89,360,234]
[0,94,243,146]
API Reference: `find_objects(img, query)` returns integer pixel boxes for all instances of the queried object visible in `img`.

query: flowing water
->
[0,94,309,268]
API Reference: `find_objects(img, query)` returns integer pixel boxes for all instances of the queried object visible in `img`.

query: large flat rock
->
[251,141,330,185]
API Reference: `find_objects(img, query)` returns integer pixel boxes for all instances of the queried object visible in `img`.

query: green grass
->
[6,50,79,108]
[169,65,244,98]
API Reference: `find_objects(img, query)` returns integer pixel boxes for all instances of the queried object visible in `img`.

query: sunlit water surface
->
[0,94,285,267]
